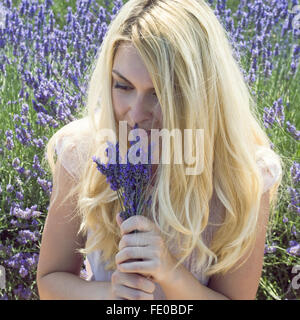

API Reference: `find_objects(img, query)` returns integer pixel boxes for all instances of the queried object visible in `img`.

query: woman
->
[37,0,282,300]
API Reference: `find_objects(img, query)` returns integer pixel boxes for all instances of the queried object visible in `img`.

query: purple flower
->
[5,136,14,150]
[12,157,20,168]
[286,242,300,257]
[16,229,40,244]
[13,284,31,300]
[274,98,285,126]
[287,187,300,214]
[19,265,28,278]
[263,106,276,129]
[290,162,300,185]
[282,215,288,223]
[289,240,298,247]
[6,184,14,193]
[16,191,24,201]
[21,103,29,116]
[264,242,277,254]
[286,121,300,141]
[93,124,154,221]
[37,177,52,194]
[291,225,298,237]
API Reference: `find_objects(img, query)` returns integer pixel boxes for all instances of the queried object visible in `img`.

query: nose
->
[127,97,153,129]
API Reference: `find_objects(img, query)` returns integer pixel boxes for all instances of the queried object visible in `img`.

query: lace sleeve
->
[255,146,283,194]
[55,135,82,181]
[53,117,92,183]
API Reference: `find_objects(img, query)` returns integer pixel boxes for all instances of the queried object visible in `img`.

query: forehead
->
[113,42,153,85]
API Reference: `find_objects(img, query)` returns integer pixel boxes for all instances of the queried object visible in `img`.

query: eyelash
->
[114,83,157,97]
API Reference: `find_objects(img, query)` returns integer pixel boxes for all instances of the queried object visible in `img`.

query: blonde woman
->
[36,0,282,300]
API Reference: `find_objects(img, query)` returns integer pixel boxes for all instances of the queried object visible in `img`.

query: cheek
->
[154,104,163,126]
[112,91,127,120]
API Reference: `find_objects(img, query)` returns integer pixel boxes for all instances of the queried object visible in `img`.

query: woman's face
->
[111,42,163,137]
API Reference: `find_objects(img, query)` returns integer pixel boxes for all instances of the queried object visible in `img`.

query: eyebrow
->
[112,69,154,90]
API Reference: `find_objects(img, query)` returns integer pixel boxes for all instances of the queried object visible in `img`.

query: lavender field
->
[0,0,299,300]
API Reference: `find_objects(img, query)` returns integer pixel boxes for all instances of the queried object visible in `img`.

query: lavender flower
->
[13,284,32,300]
[6,184,14,193]
[286,241,300,257]
[19,265,28,278]
[286,121,300,141]
[12,157,20,168]
[93,124,154,222]
[264,242,277,254]
[287,186,300,214]
[290,161,300,185]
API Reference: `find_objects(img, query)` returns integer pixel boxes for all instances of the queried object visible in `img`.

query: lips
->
[128,126,152,133]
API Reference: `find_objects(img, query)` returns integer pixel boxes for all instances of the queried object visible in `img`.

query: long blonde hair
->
[44,0,283,278]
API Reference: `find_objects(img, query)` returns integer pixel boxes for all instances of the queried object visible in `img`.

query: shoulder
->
[55,116,90,140]
[254,145,283,194]
[54,116,92,180]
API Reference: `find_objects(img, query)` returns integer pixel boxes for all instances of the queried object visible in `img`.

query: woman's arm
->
[36,160,112,300]
[37,272,112,300]
[158,190,270,300]
[157,257,230,300]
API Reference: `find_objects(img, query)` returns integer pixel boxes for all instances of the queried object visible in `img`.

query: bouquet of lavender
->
[92,126,153,224]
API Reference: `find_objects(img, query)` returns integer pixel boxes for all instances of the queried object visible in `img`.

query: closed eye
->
[114,83,131,91]
[114,83,157,97]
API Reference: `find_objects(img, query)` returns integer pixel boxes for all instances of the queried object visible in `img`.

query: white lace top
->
[54,117,282,299]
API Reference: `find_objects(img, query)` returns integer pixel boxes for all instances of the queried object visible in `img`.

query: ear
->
[116,212,123,227]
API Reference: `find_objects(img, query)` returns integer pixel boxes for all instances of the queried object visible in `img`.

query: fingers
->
[111,271,156,300]
[118,271,156,294]
[116,284,154,300]
[119,215,154,236]
[116,246,156,265]
[118,232,152,251]
[117,259,156,276]
[124,273,156,294]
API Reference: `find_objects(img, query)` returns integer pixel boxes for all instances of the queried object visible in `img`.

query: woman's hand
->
[115,212,176,285]
[110,269,155,300]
